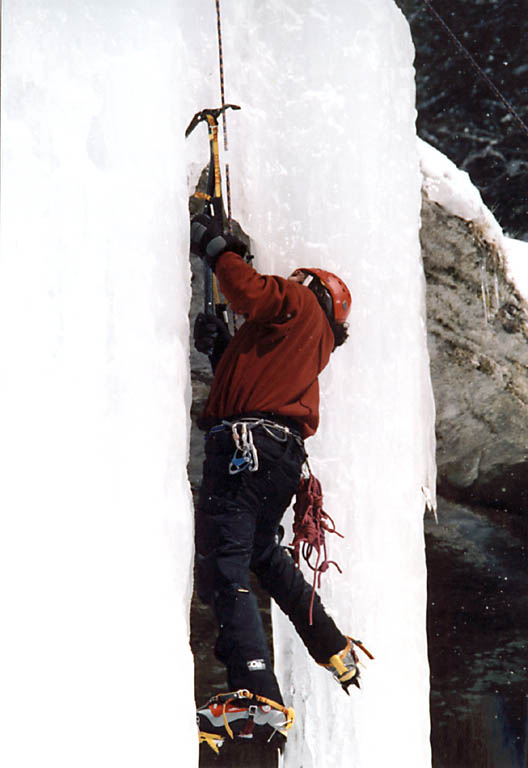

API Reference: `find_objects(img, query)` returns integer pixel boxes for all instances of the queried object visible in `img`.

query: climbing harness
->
[421,0,528,140]
[208,417,344,623]
[291,469,344,625]
[208,416,302,475]
[197,688,294,754]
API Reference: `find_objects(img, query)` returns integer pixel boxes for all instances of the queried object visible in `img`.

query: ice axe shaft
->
[185,104,240,214]
[186,104,240,317]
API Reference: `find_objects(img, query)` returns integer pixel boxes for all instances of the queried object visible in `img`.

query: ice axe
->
[185,104,241,140]
[186,104,240,315]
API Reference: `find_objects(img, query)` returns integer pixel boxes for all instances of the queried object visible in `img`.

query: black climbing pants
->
[196,419,347,704]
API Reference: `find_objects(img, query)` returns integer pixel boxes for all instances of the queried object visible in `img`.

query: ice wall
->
[1,1,435,767]
[185,2,435,766]
[0,4,197,767]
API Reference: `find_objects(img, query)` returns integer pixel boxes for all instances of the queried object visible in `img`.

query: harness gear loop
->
[229,420,262,474]
[291,472,344,625]
[208,416,303,475]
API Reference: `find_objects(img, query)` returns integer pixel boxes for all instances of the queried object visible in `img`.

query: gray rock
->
[421,194,528,513]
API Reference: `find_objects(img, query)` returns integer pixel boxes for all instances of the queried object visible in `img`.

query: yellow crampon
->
[329,650,358,685]
[198,731,224,755]
[321,636,375,691]
[197,689,295,753]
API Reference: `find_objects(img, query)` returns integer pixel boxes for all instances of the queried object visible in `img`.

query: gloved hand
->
[190,213,247,270]
[193,312,232,361]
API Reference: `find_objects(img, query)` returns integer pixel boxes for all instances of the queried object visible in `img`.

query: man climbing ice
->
[190,213,372,753]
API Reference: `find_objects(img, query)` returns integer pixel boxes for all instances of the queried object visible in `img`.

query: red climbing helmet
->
[299,268,352,324]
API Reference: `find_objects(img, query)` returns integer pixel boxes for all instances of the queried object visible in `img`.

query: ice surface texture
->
[0,1,435,767]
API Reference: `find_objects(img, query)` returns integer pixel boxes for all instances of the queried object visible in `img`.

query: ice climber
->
[190,213,370,751]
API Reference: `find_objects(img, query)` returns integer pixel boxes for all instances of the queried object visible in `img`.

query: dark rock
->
[425,497,528,768]
[422,189,528,766]
[395,0,528,240]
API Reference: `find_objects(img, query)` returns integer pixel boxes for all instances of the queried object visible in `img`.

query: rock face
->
[421,194,528,513]
[421,191,528,767]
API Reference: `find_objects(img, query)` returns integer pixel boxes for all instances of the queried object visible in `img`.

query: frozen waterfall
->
[0,2,435,767]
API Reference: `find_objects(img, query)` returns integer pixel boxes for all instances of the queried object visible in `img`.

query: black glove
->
[190,213,247,270]
[193,312,232,368]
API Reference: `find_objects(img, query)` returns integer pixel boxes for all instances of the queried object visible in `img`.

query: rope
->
[291,473,344,625]
[214,0,234,228]
[421,0,528,139]
[214,0,227,151]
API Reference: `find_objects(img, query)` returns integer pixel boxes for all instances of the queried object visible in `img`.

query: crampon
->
[197,689,294,754]
[321,636,375,693]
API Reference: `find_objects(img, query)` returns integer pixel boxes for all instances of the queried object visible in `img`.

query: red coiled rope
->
[291,473,344,625]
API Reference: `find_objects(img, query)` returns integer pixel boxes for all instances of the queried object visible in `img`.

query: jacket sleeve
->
[215,251,301,324]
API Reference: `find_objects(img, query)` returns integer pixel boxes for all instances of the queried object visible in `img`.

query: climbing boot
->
[321,636,374,694]
[197,689,294,754]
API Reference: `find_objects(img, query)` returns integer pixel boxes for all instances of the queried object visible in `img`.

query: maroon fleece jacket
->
[199,252,335,439]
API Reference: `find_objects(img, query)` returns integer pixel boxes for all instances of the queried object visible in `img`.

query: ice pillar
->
[0,4,196,766]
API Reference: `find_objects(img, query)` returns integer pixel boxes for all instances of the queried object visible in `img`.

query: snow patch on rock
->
[418,137,528,300]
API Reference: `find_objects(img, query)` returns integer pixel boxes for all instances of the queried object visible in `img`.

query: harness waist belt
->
[207,414,304,475]
[208,412,302,438]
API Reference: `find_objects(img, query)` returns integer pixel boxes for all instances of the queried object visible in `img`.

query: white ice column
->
[210,1,435,767]
[0,4,197,766]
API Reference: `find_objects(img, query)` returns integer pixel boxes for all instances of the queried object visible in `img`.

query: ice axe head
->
[185,104,241,138]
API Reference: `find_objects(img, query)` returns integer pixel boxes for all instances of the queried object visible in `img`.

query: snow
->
[418,137,528,301]
[501,238,528,301]
[0,2,435,767]
[418,137,504,246]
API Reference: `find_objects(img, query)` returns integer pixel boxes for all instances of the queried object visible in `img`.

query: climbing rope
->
[214,0,234,228]
[291,472,344,626]
[421,0,528,139]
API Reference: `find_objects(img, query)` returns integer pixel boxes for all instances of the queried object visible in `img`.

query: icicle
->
[422,486,438,524]
[480,259,489,324]
[494,271,500,310]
